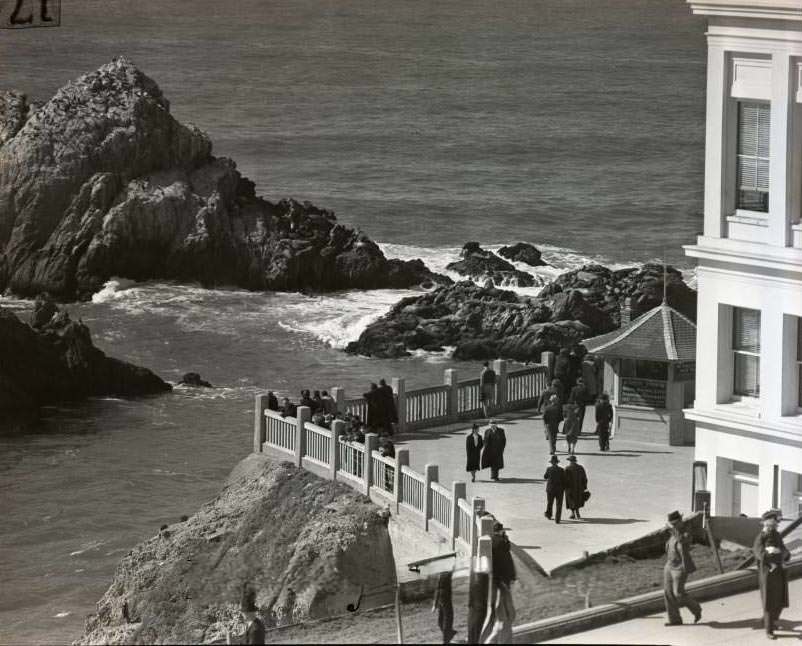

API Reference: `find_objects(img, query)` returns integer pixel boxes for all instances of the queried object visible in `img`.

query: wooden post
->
[705,511,724,574]
[394,584,404,644]
[364,433,378,496]
[331,387,345,414]
[393,377,406,433]
[444,368,459,422]
[330,420,344,481]
[395,448,409,514]
[493,359,508,412]
[424,464,439,531]
[295,406,311,468]
[253,394,268,453]
[451,481,467,549]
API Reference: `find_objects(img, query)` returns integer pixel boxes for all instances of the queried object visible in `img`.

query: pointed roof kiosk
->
[583,300,697,446]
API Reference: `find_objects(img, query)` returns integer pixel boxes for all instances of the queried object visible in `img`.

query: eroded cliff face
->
[76,454,397,645]
[0,58,447,300]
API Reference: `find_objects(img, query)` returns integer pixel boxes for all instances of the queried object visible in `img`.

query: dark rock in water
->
[28,292,59,329]
[497,242,548,267]
[0,301,171,412]
[446,242,537,288]
[178,372,212,388]
[346,263,697,362]
[0,58,449,301]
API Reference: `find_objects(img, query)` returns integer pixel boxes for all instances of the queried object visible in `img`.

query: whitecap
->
[90,277,139,303]
[54,612,71,618]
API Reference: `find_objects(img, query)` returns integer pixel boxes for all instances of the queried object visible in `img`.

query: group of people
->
[465,420,507,482]
[542,454,589,523]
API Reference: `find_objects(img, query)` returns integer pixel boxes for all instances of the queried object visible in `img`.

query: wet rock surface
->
[445,242,538,288]
[497,242,548,267]
[0,58,448,301]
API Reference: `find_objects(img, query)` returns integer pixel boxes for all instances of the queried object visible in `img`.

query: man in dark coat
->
[266,391,279,412]
[663,510,701,626]
[754,510,791,638]
[432,569,456,644]
[537,378,564,413]
[542,395,563,454]
[465,423,484,482]
[240,589,265,645]
[378,378,398,434]
[564,455,588,519]
[569,376,590,434]
[481,420,506,482]
[543,454,565,523]
[480,361,497,417]
[363,383,384,432]
[554,348,573,394]
[595,393,613,451]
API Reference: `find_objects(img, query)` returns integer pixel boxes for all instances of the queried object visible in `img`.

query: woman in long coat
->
[563,403,581,455]
[465,423,484,482]
[753,510,791,638]
[563,455,587,519]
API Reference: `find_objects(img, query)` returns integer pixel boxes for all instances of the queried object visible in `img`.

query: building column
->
[703,44,729,239]
[768,53,793,247]
[761,307,784,420]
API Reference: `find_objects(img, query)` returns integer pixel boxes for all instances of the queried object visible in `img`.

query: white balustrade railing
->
[507,367,540,403]
[338,437,365,482]
[264,410,296,454]
[406,385,450,425]
[457,378,482,414]
[456,498,473,547]
[370,451,396,497]
[430,481,452,530]
[344,397,368,422]
[304,423,331,466]
[400,465,426,513]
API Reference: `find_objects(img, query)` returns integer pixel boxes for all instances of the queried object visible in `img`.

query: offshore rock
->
[76,454,397,645]
[0,298,170,412]
[446,242,537,288]
[178,372,212,388]
[346,263,696,361]
[0,58,448,300]
[497,242,548,267]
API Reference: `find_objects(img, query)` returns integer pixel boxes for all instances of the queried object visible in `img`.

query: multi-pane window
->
[736,102,770,212]
[733,307,760,397]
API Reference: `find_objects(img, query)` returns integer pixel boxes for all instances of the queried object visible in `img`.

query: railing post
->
[451,481,466,549]
[392,377,406,433]
[395,448,409,514]
[331,387,345,414]
[493,359,508,412]
[424,464,439,531]
[253,394,268,453]
[542,350,556,380]
[477,533,493,575]
[330,420,344,481]
[444,368,459,422]
[471,497,486,557]
[364,433,378,496]
[295,406,311,468]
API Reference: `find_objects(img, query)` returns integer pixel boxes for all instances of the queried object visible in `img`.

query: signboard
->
[674,361,696,381]
[620,377,666,408]
[1,0,60,29]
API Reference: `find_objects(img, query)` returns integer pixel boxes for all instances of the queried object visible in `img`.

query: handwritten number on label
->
[9,0,53,24]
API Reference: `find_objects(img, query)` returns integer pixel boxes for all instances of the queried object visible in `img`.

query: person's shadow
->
[707,617,802,637]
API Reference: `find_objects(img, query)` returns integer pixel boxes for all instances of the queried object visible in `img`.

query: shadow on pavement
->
[496,477,544,484]
[706,618,763,630]
[570,517,648,525]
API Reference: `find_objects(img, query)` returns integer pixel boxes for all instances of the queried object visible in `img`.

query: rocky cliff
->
[346,263,696,360]
[0,58,448,300]
[76,454,397,645]
[0,295,170,411]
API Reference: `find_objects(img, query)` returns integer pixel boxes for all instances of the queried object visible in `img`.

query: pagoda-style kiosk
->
[583,300,697,446]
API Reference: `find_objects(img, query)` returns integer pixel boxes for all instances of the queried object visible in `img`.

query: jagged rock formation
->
[178,372,212,388]
[76,454,397,645]
[446,242,538,288]
[346,263,696,361]
[0,294,170,411]
[0,58,448,301]
[497,242,548,267]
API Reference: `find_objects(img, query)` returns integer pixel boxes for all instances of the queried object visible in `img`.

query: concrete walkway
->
[546,576,802,644]
[395,408,694,574]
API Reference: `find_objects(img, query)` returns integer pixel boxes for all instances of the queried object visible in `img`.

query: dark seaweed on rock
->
[0,58,449,301]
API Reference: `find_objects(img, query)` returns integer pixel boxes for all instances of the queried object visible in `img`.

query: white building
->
[684,0,802,519]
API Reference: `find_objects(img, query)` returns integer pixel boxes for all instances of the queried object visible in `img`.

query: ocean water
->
[0,1,706,643]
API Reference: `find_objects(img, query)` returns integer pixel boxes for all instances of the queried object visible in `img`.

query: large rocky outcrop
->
[346,263,696,361]
[0,294,170,411]
[0,58,448,300]
[497,242,548,267]
[446,242,539,288]
[76,454,397,645]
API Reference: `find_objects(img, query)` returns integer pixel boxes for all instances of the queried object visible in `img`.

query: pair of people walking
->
[465,420,506,482]
[542,454,587,523]
[542,394,581,455]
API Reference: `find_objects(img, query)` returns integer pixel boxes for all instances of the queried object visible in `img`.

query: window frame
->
[734,100,770,215]
[732,307,761,400]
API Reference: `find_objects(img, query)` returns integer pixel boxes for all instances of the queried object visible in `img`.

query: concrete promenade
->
[395,407,695,574]
[546,576,802,644]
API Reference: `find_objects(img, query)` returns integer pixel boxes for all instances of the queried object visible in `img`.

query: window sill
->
[717,398,761,418]
[728,211,768,226]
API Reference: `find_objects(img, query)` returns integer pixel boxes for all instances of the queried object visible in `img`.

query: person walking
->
[753,510,791,639]
[378,378,398,435]
[542,395,563,455]
[563,402,581,455]
[663,510,702,626]
[564,455,588,519]
[486,522,516,643]
[432,568,456,644]
[465,423,484,482]
[554,348,573,396]
[363,383,384,433]
[537,378,563,413]
[480,361,497,417]
[569,376,590,434]
[481,420,506,482]
[543,455,565,524]
[595,393,613,451]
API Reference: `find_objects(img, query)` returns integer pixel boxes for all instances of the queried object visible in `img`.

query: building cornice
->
[688,0,802,22]
[684,237,802,275]
[685,407,802,446]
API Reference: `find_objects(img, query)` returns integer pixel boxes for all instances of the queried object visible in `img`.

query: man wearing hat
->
[542,395,564,455]
[754,510,791,639]
[564,455,588,520]
[481,419,506,482]
[485,521,516,643]
[663,510,701,626]
[543,455,565,524]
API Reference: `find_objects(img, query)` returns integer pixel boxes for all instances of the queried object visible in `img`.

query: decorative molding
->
[689,0,802,22]
[731,55,772,100]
